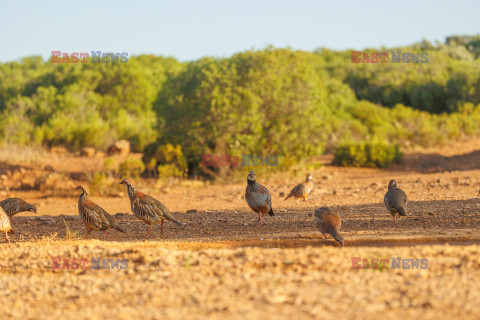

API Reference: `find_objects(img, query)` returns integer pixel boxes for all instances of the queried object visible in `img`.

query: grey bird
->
[76,185,126,239]
[384,179,408,226]
[0,197,37,233]
[245,171,274,225]
[119,179,185,235]
[314,207,344,246]
[285,173,314,203]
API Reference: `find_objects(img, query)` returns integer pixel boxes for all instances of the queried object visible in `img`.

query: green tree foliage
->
[1,36,480,173]
[334,141,401,168]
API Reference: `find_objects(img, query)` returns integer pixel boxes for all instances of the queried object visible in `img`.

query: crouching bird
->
[245,171,274,225]
[0,197,37,233]
[384,179,408,226]
[285,173,314,203]
[75,185,126,240]
[119,179,185,236]
[314,207,344,246]
[0,207,13,243]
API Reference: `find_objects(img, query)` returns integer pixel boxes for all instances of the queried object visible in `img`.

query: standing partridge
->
[119,179,185,236]
[245,171,274,225]
[76,185,126,239]
[314,207,344,246]
[285,173,314,203]
[0,207,13,243]
[384,179,407,226]
[0,198,37,232]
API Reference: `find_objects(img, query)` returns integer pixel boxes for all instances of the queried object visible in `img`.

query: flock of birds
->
[0,172,409,246]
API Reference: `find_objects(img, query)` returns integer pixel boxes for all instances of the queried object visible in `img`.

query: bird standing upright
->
[284,173,314,203]
[76,185,126,239]
[119,179,185,236]
[314,207,344,246]
[245,171,274,225]
[0,198,37,232]
[0,207,13,243]
[384,179,408,226]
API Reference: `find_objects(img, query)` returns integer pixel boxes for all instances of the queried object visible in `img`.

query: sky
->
[0,0,479,63]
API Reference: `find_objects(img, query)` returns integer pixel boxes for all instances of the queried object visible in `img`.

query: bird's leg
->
[160,220,165,235]
[296,198,299,205]
[304,196,308,202]
[104,230,108,241]
[257,213,264,225]
[4,232,10,243]
[393,215,398,226]
[146,225,152,236]
[82,229,91,239]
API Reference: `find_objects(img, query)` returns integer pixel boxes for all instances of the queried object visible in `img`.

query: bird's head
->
[306,173,313,182]
[27,204,37,214]
[119,178,134,188]
[75,184,89,195]
[247,171,256,185]
[337,236,345,247]
[314,207,330,220]
[388,179,397,190]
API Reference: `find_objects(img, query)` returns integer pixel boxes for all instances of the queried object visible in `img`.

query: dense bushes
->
[1,36,480,173]
[334,141,401,168]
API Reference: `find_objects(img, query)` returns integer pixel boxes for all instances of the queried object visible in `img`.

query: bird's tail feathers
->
[114,224,126,233]
[397,207,406,216]
[268,207,274,216]
[331,230,344,246]
[165,213,186,227]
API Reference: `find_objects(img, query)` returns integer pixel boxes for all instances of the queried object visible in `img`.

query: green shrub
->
[142,143,187,178]
[334,141,401,168]
[119,157,145,178]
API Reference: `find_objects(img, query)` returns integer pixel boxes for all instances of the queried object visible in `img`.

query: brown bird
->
[0,207,13,243]
[119,179,185,235]
[0,198,37,232]
[76,185,126,239]
[285,173,314,203]
[314,207,344,246]
[245,171,274,225]
[384,179,408,226]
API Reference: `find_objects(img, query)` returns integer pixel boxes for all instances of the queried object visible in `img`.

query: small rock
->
[80,147,96,157]
[279,192,285,197]
[60,214,77,221]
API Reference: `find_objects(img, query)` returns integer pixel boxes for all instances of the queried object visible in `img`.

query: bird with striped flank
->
[0,206,13,243]
[76,185,126,240]
[284,173,314,203]
[384,179,408,226]
[0,198,37,232]
[245,171,274,225]
[314,207,344,246]
[119,179,185,236]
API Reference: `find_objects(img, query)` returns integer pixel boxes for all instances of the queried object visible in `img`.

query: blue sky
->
[0,0,479,62]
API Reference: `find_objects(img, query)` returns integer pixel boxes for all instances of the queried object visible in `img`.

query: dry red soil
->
[1,139,480,319]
